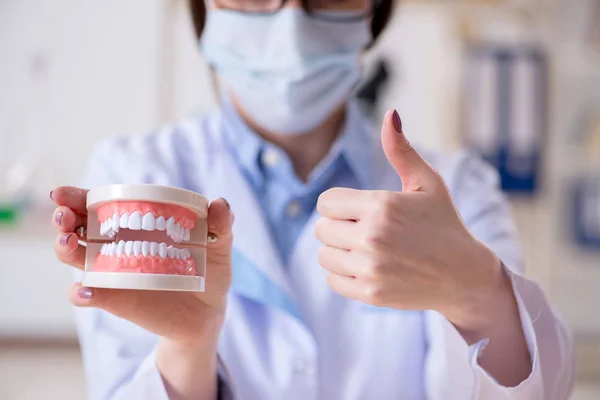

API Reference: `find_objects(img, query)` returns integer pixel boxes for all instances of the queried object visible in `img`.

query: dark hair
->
[189,0,394,44]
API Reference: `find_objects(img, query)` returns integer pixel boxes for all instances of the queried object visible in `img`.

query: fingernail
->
[392,110,402,134]
[66,187,81,197]
[49,190,54,201]
[60,233,71,246]
[222,198,231,211]
[55,211,63,226]
[78,287,93,299]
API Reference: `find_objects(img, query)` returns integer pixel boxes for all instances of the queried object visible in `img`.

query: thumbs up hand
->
[315,109,514,334]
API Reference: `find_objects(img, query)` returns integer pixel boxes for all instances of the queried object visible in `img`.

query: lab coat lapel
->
[201,121,296,309]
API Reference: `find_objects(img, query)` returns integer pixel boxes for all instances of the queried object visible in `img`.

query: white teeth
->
[133,241,142,257]
[142,213,156,231]
[165,217,184,243]
[100,212,189,236]
[167,216,175,230]
[158,243,167,259]
[141,241,150,257]
[100,214,121,238]
[102,211,191,242]
[112,213,119,231]
[125,241,133,256]
[128,211,142,230]
[156,216,166,231]
[166,216,175,233]
[119,213,129,228]
[101,240,192,260]
[100,219,117,238]
[117,240,125,256]
[166,222,186,243]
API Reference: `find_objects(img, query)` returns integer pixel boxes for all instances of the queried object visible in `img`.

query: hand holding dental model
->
[52,184,234,326]
[51,186,234,398]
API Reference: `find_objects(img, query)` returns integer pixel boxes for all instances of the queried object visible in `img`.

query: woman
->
[50,0,574,399]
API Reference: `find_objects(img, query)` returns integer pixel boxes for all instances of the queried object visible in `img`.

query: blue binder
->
[572,176,600,251]
[466,46,547,195]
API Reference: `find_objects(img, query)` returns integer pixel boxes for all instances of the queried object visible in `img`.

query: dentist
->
[50,0,574,399]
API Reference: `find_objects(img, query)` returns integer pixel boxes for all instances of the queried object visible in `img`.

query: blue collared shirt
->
[220,99,372,264]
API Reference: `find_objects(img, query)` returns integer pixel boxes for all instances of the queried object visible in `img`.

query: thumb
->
[206,198,234,259]
[381,109,439,192]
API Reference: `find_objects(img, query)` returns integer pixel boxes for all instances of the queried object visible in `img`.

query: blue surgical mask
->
[200,9,372,135]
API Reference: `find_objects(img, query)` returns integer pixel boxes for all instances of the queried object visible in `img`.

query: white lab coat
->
[75,108,574,400]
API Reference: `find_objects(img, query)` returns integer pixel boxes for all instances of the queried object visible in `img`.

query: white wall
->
[364,3,464,152]
[0,1,165,187]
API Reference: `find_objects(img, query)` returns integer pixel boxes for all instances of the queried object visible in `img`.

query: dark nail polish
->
[78,287,93,299]
[55,211,63,226]
[392,110,402,133]
[49,190,54,201]
[60,233,71,246]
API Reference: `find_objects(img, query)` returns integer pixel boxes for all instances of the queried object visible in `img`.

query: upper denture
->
[97,201,196,242]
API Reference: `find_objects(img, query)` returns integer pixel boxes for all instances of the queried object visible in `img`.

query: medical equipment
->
[81,184,208,291]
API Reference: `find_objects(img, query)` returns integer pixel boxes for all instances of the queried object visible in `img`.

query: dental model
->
[81,184,208,292]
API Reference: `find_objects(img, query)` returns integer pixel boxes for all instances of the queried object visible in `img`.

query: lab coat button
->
[287,201,302,218]
[262,149,280,168]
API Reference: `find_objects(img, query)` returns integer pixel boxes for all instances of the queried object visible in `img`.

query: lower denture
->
[95,242,196,275]
[95,254,196,275]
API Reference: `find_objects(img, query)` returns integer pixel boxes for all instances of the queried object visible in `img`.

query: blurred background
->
[1,0,599,398]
